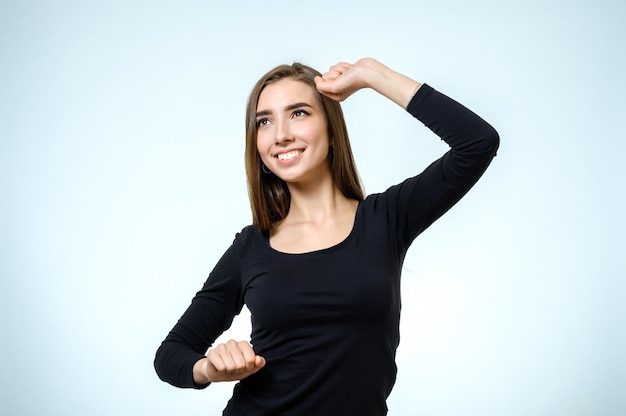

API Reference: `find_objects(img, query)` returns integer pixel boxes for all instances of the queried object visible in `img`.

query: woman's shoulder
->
[214,225,267,263]
[233,224,263,244]
[360,180,409,209]
[358,174,427,219]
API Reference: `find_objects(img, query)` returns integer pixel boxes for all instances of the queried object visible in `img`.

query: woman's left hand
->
[314,59,374,102]
[315,57,422,109]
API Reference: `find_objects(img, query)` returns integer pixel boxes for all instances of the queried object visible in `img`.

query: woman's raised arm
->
[314,57,422,108]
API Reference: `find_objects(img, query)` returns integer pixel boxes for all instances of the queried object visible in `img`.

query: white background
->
[1,0,624,414]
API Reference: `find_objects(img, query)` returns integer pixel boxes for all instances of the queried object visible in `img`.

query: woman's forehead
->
[257,79,317,109]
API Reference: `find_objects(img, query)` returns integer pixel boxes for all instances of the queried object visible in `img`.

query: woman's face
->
[255,78,331,185]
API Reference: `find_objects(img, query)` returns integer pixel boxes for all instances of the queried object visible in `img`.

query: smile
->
[277,150,301,161]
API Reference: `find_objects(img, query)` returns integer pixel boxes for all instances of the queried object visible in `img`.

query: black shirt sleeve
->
[153,230,248,388]
[381,83,500,250]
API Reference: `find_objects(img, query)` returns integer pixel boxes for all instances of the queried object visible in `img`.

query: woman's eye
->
[256,118,270,127]
[292,109,309,118]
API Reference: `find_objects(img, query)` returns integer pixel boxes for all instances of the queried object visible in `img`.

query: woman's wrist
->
[359,58,422,109]
[192,357,211,385]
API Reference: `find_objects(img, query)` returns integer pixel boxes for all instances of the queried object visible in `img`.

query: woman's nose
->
[275,120,294,144]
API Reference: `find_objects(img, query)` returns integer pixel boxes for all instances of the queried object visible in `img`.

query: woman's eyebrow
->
[256,102,313,118]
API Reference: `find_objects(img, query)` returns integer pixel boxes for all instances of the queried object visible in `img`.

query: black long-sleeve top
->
[154,84,499,415]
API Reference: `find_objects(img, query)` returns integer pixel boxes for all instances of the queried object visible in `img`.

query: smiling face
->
[244,62,364,232]
[255,78,331,185]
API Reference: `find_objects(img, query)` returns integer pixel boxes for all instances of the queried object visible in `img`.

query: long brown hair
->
[245,63,364,232]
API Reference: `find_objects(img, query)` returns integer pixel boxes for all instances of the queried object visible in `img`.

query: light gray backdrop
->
[1,0,624,414]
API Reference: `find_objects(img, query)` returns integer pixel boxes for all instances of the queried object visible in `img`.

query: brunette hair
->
[245,62,364,232]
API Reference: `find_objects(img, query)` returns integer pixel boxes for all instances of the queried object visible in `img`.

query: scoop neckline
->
[264,201,363,256]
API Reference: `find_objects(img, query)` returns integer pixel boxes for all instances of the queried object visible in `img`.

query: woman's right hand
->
[193,339,266,384]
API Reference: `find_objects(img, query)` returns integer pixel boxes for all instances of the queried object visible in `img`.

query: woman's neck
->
[269,176,359,254]
[284,175,353,225]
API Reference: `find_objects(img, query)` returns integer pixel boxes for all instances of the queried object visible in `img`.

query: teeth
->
[277,150,300,161]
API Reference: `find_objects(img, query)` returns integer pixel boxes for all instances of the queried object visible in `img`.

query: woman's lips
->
[277,150,301,161]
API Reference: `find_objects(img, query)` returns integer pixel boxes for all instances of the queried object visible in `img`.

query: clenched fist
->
[193,339,266,384]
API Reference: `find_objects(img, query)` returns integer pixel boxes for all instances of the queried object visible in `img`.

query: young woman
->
[155,57,499,415]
